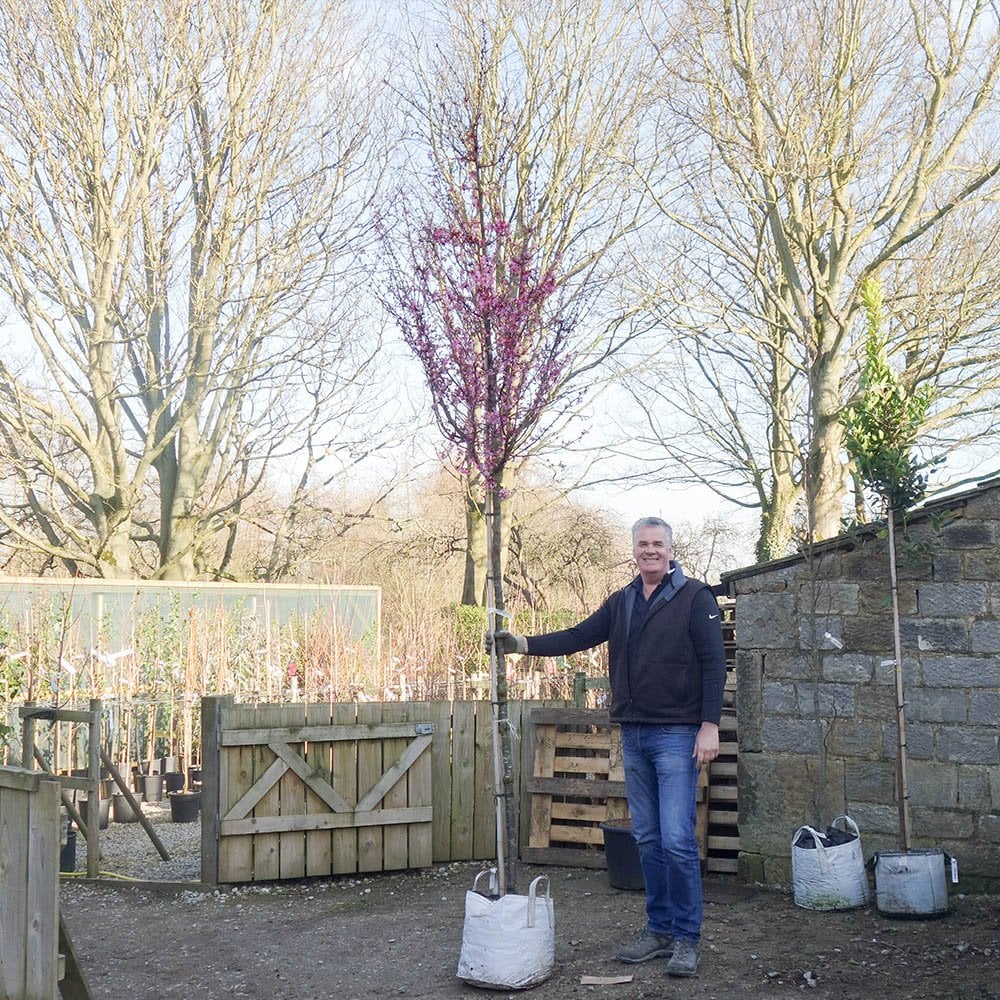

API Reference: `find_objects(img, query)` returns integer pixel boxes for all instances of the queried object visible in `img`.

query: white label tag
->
[950,857,959,883]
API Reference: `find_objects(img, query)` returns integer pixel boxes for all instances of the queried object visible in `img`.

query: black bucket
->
[601,822,645,891]
[169,790,201,823]
[163,771,185,794]
[60,826,77,873]
[112,792,141,823]
[79,796,111,830]
[142,773,165,802]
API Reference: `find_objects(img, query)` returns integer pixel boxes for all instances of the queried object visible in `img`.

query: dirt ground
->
[60,859,999,1000]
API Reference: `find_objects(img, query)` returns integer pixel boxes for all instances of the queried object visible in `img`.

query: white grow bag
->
[457,870,555,990]
[791,815,871,911]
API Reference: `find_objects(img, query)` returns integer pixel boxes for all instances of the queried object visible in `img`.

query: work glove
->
[485,629,527,655]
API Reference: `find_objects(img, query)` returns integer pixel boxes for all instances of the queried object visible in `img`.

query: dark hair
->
[631,517,673,546]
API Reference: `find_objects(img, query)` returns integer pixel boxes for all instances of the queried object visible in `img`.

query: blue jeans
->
[621,723,702,942]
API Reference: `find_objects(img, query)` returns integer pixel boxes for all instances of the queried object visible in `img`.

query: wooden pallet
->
[706,675,740,874]
[522,707,710,870]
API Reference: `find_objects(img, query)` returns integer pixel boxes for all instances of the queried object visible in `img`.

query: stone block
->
[942,521,996,549]
[762,651,813,680]
[969,691,1000,726]
[860,582,915,616]
[842,616,896,650]
[794,681,855,717]
[798,616,845,651]
[922,655,1000,687]
[827,721,882,758]
[844,801,899,837]
[738,752,844,854]
[822,653,874,684]
[873,656,921,687]
[855,683,898,721]
[916,582,989,616]
[958,767,993,811]
[907,760,958,808]
[798,581,860,615]
[845,760,896,800]
[910,806,974,839]
[936,727,999,765]
[971,619,1000,653]
[736,592,798,649]
[883,722,935,760]
[906,687,967,723]
[762,681,797,714]
[842,549,890,582]
[736,650,763,752]
[900,618,970,653]
[961,551,1000,580]
[981,814,1000,843]
[762,717,826,753]
[931,551,963,582]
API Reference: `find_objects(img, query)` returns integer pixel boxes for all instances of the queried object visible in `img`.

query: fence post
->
[200,695,233,886]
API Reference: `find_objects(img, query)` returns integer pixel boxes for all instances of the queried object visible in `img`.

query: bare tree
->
[627,0,1000,560]
[388,0,661,603]
[0,0,390,579]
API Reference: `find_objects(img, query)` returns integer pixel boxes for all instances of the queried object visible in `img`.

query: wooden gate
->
[202,698,434,884]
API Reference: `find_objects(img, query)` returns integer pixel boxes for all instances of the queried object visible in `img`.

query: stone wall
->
[722,482,1000,892]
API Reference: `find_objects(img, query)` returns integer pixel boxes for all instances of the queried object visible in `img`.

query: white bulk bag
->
[457,871,555,990]
[791,814,871,911]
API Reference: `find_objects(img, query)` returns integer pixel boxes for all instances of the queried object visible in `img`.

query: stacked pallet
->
[706,675,740,874]
[521,707,711,871]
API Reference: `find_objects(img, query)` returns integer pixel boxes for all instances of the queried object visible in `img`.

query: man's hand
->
[485,630,527,655]
[692,721,719,767]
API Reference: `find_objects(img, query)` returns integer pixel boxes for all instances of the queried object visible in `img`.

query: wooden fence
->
[201,695,739,884]
[0,767,61,1000]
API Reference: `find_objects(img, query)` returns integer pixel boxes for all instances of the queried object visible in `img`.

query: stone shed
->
[721,477,1000,892]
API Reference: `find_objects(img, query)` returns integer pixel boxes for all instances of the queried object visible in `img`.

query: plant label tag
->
[950,857,959,883]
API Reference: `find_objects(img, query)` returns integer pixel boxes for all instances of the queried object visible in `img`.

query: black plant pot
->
[168,790,201,823]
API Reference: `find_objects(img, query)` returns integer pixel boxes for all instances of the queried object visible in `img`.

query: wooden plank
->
[546,823,605,846]
[551,755,613,775]
[528,723,556,849]
[709,784,738,802]
[526,776,627,799]
[331,702,358,875]
[0,783,29,1000]
[550,801,608,823]
[472,700,495,860]
[200,695,229,885]
[356,702,383,872]
[406,701,434,869]
[222,756,287,821]
[304,703,333,877]
[58,913,94,1000]
[706,857,740,873]
[269,741,352,813]
[222,723,425,746]
[380,702,410,871]
[217,704,255,883]
[521,845,605,869]
[26,778,61,1000]
[708,834,741,851]
[252,704,283,882]
[449,701,475,860]
[221,806,433,836]
[427,699,452,863]
[278,704,307,880]
[529,706,611,727]
[606,726,629,823]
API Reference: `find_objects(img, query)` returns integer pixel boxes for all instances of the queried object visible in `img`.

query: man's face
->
[633,525,673,579]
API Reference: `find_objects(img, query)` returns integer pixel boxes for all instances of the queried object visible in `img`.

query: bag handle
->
[471,868,499,895]
[830,815,861,838]
[526,875,553,929]
[792,825,833,872]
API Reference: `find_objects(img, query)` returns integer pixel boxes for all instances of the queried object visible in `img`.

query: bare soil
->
[60,860,999,1000]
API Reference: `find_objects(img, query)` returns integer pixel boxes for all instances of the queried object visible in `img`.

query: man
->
[488,517,725,978]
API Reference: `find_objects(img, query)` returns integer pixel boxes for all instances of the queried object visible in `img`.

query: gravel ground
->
[66,795,202,883]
